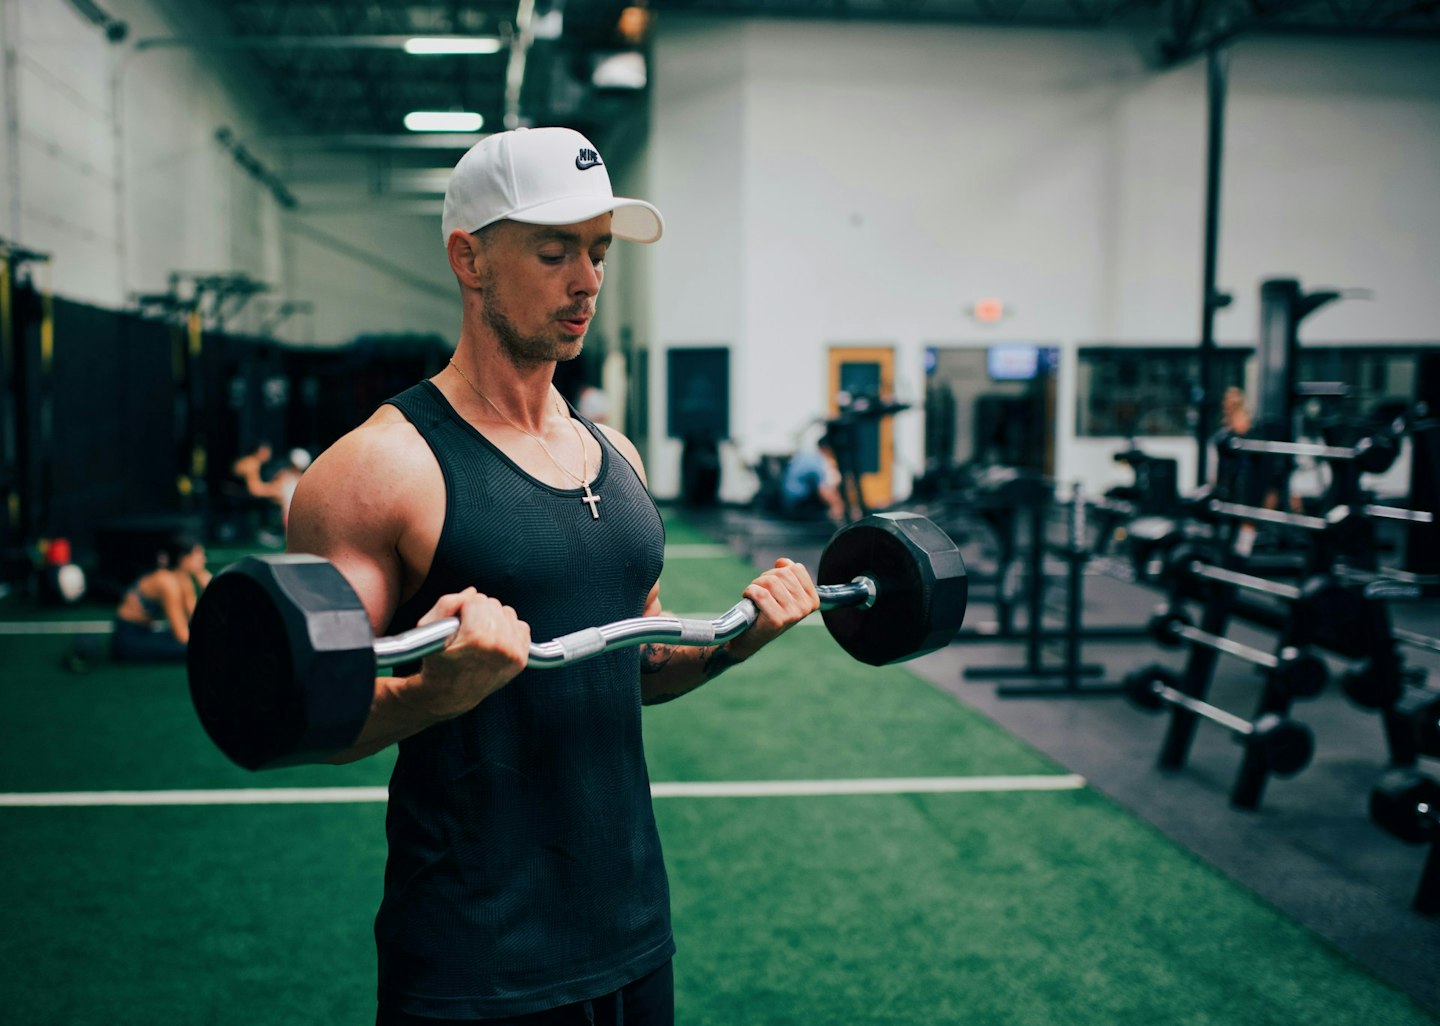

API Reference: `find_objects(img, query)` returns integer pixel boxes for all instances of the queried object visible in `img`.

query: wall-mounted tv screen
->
[987,344,1040,381]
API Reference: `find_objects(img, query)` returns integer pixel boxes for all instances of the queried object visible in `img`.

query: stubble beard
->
[482,278,586,369]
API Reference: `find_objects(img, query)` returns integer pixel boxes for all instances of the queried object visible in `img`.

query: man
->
[287,127,819,1025]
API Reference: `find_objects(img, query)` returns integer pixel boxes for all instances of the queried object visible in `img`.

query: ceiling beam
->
[264,133,488,151]
[134,34,504,51]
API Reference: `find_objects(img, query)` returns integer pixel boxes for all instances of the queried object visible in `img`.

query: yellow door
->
[827,346,896,513]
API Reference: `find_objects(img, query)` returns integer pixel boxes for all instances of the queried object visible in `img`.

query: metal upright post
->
[1194,45,1229,489]
[1256,279,1302,443]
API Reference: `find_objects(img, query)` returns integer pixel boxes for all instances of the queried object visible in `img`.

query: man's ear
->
[446,230,486,290]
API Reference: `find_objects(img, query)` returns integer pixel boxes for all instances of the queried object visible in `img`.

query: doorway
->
[827,345,896,513]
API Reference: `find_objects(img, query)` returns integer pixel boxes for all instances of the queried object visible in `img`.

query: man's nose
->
[573,258,601,296]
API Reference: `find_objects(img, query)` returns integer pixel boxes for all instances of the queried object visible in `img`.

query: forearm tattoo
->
[639,642,742,705]
[700,645,741,679]
[639,643,673,675]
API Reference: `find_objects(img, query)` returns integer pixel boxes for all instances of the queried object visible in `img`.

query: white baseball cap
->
[441,127,663,244]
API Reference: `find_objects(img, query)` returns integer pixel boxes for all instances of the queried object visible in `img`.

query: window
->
[1077,344,1436,438]
[1295,347,1423,427]
[1076,346,1249,437]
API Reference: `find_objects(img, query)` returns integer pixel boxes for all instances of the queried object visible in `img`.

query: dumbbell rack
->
[1151,553,1325,810]
[1196,559,1426,769]
[1164,497,1439,794]
[1326,565,1440,768]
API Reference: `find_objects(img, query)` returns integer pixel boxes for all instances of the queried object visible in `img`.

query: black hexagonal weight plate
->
[1369,770,1440,845]
[1123,664,1180,711]
[187,555,376,771]
[817,512,968,666]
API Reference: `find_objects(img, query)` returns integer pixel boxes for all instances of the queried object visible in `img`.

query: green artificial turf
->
[0,804,386,1025]
[0,516,1434,1025]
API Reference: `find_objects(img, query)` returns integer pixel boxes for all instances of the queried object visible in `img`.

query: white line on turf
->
[651,776,1087,798]
[0,621,113,635]
[0,788,392,806]
[662,545,733,559]
[0,776,1086,807]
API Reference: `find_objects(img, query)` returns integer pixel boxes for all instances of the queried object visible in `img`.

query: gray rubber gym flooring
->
[725,505,1440,1016]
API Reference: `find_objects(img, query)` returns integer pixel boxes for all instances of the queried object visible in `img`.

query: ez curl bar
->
[187,513,969,770]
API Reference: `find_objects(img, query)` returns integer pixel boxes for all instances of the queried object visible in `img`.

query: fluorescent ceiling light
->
[404,111,485,132]
[403,36,503,55]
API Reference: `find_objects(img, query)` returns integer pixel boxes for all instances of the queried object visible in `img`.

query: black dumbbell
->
[1157,543,1221,602]
[1146,610,1328,699]
[1369,770,1440,916]
[1124,664,1316,777]
[1339,660,1413,711]
[1392,686,1440,759]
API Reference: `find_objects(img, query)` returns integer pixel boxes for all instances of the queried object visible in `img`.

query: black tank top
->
[375,380,673,1018]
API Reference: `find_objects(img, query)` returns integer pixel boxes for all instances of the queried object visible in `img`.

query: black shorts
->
[376,960,674,1026]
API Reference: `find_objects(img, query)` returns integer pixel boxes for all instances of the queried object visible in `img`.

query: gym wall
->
[646,16,1440,503]
[0,0,458,347]
[4,2,1436,507]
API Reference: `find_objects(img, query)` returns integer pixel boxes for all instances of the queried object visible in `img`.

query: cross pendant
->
[581,483,601,520]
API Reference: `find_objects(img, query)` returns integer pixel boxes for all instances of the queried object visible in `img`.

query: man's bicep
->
[285,450,406,634]
[328,550,406,635]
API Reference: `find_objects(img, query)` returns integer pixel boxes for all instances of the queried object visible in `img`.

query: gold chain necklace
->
[449,358,602,520]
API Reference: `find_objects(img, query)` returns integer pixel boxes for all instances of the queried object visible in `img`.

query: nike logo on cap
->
[575,147,604,170]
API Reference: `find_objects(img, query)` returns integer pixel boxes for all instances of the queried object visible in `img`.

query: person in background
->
[781,430,846,524]
[1209,386,1290,555]
[1209,387,1258,500]
[110,532,210,662]
[1219,385,1252,438]
[232,443,312,530]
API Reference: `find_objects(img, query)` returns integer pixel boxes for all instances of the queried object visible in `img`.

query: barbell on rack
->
[1224,433,1400,475]
[1123,664,1316,777]
[1147,609,1329,699]
[1198,498,1432,534]
[1159,552,1378,656]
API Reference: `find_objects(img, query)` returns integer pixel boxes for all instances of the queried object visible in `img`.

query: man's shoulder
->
[287,406,438,552]
[335,405,430,466]
[299,406,436,504]
[595,422,646,478]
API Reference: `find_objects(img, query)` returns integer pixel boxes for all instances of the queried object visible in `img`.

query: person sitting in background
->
[232,444,312,530]
[780,432,846,524]
[111,532,210,663]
